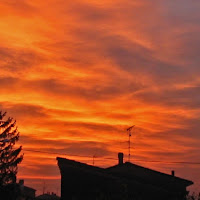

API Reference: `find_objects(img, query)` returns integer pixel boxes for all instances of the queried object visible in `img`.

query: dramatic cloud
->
[0,0,200,195]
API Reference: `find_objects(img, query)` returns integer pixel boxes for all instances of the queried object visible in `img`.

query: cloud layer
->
[0,0,200,195]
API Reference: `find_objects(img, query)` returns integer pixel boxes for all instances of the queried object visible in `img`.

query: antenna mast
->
[43,180,46,194]
[127,125,135,162]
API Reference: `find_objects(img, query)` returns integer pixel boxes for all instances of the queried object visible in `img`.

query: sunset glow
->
[0,0,200,195]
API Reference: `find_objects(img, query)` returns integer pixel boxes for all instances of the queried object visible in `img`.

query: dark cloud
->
[0,102,49,119]
[0,47,46,74]
[161,1,200,23]
[134,85,200,109]
[20,163,59,177]
[21,135,112,155]
[0,76,143,101]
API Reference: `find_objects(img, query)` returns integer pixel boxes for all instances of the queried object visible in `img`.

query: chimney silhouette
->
[118,152,124,165]
[19,179,24,186]
[171,170,175,176]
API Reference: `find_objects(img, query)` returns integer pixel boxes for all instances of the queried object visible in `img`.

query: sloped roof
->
[106,162,193,188]
[24,185,36,192]
[57,157,171,198]
[36,193,60,200]
[57,157,193,189]
[57,157,121,182]
[57,157,103,172]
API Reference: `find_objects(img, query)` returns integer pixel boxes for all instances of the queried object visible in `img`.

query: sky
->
[0,0,200,195]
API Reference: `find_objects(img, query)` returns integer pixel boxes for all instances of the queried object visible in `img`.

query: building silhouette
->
[36,192,60,200]
[18,179,36,200]
[57,153,193,200]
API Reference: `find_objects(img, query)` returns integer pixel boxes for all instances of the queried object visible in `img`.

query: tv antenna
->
[43,180,46,194]
[127,125,135,162]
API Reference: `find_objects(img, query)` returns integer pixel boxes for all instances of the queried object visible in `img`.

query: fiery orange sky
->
[0,0,200,195]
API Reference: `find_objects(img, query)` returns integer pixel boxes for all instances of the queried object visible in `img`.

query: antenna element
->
[127,125,135,162]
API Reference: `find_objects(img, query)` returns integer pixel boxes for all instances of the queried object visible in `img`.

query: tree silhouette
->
[0,111,23,186]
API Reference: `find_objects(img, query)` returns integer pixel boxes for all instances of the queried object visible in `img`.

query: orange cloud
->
[0,0,200,195]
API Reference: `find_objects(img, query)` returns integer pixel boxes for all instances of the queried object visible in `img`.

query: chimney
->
[19,179,24,186]
[118,152,124,165]
[19,179,24,191]
[171,170,175,176]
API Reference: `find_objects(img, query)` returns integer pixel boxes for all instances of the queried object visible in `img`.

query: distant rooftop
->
[36,193,60,200]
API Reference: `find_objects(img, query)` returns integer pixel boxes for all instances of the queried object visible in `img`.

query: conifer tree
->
[0,111,23,186]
